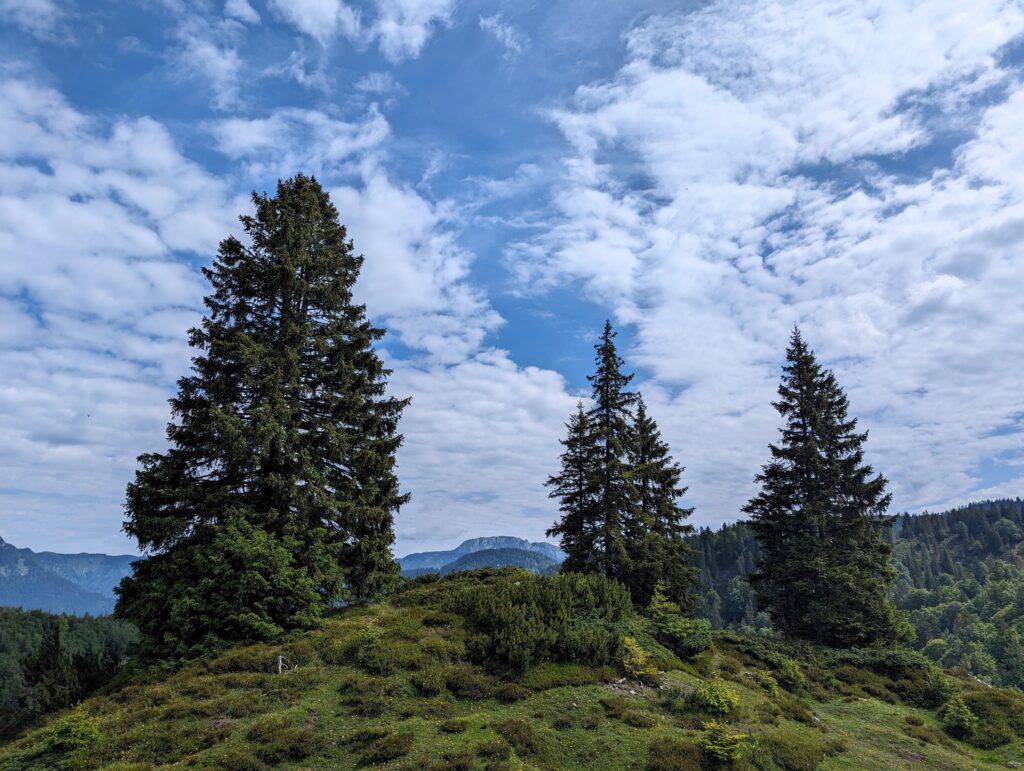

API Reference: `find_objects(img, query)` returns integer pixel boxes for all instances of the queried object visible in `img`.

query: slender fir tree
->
[116,175,408,659]
[625,397,697,609]
[587,320,637,581]
[744,327,900,647]
[546,402,601,574]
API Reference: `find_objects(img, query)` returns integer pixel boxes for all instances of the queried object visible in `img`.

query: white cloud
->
[0,0,62,37]
[0,76,246,552]
[211,106,391,176]
[517,0,1024,527]
[267,0,451,61]
[224,0,260,25]
[479,14,525,55]
[268,0,361,45]
[373,0,453,62]
[390,350,576,553]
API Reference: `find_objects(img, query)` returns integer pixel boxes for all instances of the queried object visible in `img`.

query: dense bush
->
[401,569,633,672]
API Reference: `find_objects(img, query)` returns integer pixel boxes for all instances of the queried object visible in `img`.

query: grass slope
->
[2,572,1023,770]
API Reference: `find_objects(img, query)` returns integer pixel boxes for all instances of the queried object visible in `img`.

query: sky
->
[1,0,1023,557]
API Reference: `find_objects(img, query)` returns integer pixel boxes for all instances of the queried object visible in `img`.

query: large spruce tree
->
[744,328,900,647]
[547,321,696,607]
[116,175,408,659]
[625,397,697,609]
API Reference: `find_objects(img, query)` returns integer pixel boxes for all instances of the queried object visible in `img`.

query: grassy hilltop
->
[3,569,1024,771]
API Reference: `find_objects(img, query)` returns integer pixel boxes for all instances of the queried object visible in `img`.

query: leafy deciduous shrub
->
[753,725,836,771]
[445,665,495,700]
[748,670,780,698]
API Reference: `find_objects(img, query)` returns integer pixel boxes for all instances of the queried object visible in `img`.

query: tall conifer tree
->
[744,328,900,647]
[625,397,697,609]
[116,175,408,659]
[587,320,637,581]
[548,321,697,607]
[546,403,601,574]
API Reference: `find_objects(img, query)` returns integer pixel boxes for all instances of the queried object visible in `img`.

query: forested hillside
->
[0,608,136,738]
[691,499,1024,686]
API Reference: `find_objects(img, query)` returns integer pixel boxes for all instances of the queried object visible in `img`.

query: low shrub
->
[411,666,447,696]
[493,682,530,703]
[438,571,633,672]
[521,663,614,690]
[647,736,702,770]
[748,670,780,698]
[697,721,746,765]
[776,693,814,724]
[361,732,414,764]
[960,688,1024,748]
[445,666,495,700]
[476,739,512,760]
[754,725,832,771]
[624,710,657,728]
[245,716,321,764]
[16,710,104,771]
[355,636,425,675]
[601,695,634,719]
[777,658,806,691]
[623,636,660,685]
[690,679,741,715]
[439,719,468,734]
[492,719,541,756]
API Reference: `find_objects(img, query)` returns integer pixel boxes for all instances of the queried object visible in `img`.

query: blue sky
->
[1,0,1023,556]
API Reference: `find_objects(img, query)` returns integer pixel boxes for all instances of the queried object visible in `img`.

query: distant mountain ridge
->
[398,536,564,576]
[0,536,135,616]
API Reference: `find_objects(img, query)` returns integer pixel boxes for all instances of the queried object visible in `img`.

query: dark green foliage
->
[117,175,408,659]
[625,398,698,609]
[361,732,415,763]
[547,322,697,608]
[0,609,137,737]
[744,328,901,647]
[426,570,632,672]
[116,518,322,661]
